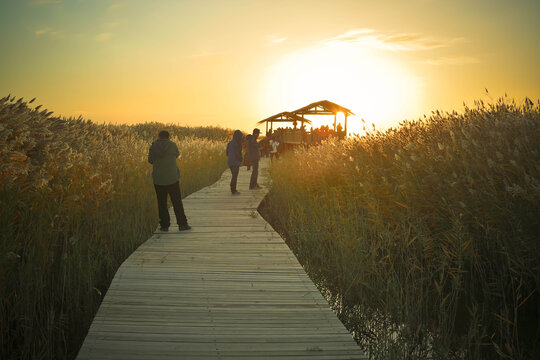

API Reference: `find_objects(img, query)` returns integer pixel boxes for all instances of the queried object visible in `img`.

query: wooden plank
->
[76,158,367,359]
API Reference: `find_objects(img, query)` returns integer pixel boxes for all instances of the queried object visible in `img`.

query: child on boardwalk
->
[269,137,280,160]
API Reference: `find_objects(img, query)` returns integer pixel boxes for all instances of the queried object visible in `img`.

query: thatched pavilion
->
[258,100,354,136]
[292,100,354,134]
[257,100,354,147]
[256,111,312,135]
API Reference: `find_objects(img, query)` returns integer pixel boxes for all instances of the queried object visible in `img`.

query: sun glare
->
[260,41,422,134]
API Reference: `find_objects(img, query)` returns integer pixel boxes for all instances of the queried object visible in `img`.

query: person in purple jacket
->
[226,130,244,194]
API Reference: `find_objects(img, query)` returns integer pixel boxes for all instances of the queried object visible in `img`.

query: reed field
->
[0,96,230,359]
[262,97,540,359]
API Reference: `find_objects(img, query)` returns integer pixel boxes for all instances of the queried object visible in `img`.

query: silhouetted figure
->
[244,134,252,170]
[337,122,344,139]
[148,130,191,231]
[247,128,261,189]
[260,137,270,158]
[226,130,243,195]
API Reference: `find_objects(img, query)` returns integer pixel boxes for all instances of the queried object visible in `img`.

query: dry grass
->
[263,97,540,359]
[0,95,229,359]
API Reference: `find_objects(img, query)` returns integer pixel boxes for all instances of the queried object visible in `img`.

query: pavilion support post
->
[344,114,348,137]
[266,121,268,135]
[333,114,337,132]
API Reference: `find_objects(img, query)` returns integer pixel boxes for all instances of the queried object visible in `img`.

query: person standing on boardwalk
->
[247,128,261,189]
[148,130,191,232]
[243,134,252,171]
[226,130,243,195]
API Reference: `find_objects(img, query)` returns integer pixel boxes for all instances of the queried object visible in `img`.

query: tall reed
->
[0,96,228,359]
[262,97,540,359]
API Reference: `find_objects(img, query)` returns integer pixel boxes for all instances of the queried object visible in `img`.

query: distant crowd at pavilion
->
[258,100,353,147]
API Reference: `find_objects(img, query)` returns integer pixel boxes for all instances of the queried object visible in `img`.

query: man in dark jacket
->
[244,134,252,171]
[247,128,261,189]
[148,130,191,232]
[226,130,243,194]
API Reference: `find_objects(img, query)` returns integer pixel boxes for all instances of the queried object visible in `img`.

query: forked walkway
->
[77,158,367,360]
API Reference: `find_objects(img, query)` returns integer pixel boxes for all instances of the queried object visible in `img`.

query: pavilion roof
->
[292,100,354,116]
[257,112,312,125]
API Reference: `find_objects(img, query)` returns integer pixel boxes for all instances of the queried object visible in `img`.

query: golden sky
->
[1,0,539,134]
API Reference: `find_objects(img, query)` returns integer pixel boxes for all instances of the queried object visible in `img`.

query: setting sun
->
[259,40,422,133]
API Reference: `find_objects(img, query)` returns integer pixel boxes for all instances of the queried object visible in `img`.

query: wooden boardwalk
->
[77,159,367,360]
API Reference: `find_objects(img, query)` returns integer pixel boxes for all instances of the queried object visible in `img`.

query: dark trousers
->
[229,165,239,192]
[154,181,187,228]
[249,160,259,188]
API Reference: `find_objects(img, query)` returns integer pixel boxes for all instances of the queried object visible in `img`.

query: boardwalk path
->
[77,159,367,360]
